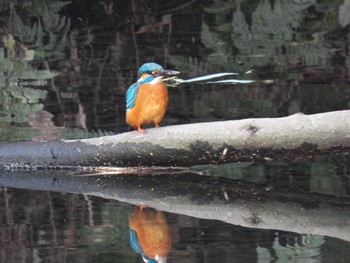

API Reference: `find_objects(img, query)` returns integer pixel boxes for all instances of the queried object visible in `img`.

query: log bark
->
[0,110,349,168]
[1,169,350,241]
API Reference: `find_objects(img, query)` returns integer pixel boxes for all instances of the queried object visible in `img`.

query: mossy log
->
[0,110,349,168]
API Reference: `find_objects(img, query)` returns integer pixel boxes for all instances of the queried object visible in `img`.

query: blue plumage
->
[130,229,158,263]
[137,62,163,78]
[142,256,158,263]
[126,82,140,109]
[125,62,179,132]
[126,63,163,110]
[130,229,143,254]
[126,74,157,110]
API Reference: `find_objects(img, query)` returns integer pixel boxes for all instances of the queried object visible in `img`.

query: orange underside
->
[126,82,169,131]
[129,207,172,259]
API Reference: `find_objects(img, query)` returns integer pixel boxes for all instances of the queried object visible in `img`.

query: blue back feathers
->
[126,63,163,110]
[130,229,143,254]
[130,229,158,263]
[126,82,140,109]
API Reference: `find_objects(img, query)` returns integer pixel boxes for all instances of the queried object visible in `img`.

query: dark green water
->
[1,0,350,262]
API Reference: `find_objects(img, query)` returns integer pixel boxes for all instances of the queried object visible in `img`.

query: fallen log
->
[0,110,349,168]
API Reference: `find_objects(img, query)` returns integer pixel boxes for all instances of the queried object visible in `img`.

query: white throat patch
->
[150,76,163,85]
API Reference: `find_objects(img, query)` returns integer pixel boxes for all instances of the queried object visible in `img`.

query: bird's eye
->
[147,70,153,74]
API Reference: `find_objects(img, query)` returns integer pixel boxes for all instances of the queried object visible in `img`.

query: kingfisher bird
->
[126,62,179,133]
[129,206,172,263]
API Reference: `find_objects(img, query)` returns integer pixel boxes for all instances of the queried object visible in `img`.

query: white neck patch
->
[150,76,163,85]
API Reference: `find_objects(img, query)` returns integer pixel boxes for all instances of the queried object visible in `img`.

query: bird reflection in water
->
[129,206,172,263]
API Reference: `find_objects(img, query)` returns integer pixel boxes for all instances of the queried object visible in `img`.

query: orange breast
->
[126,82,168,129]
[129,207,172,259]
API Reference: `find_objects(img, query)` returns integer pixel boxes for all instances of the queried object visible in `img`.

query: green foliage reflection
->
[0,47,50,140]
[0,0,71,141]
[171,0,341,74]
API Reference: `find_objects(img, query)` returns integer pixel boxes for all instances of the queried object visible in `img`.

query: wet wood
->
[0,110,349,168]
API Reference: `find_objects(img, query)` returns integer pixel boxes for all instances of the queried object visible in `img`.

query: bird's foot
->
[137,126,145,133]
[155,123,159,128]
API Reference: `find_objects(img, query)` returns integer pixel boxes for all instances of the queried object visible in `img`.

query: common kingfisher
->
[129,206,172,263]
[126,62,179,133]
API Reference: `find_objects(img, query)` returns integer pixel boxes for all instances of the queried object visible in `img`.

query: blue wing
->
[130,229,158,262]
[126,82,140,109]
[126,76,155,109]
[129,229,143,254]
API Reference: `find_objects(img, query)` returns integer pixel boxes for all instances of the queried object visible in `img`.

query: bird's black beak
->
[153,69,180,77]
